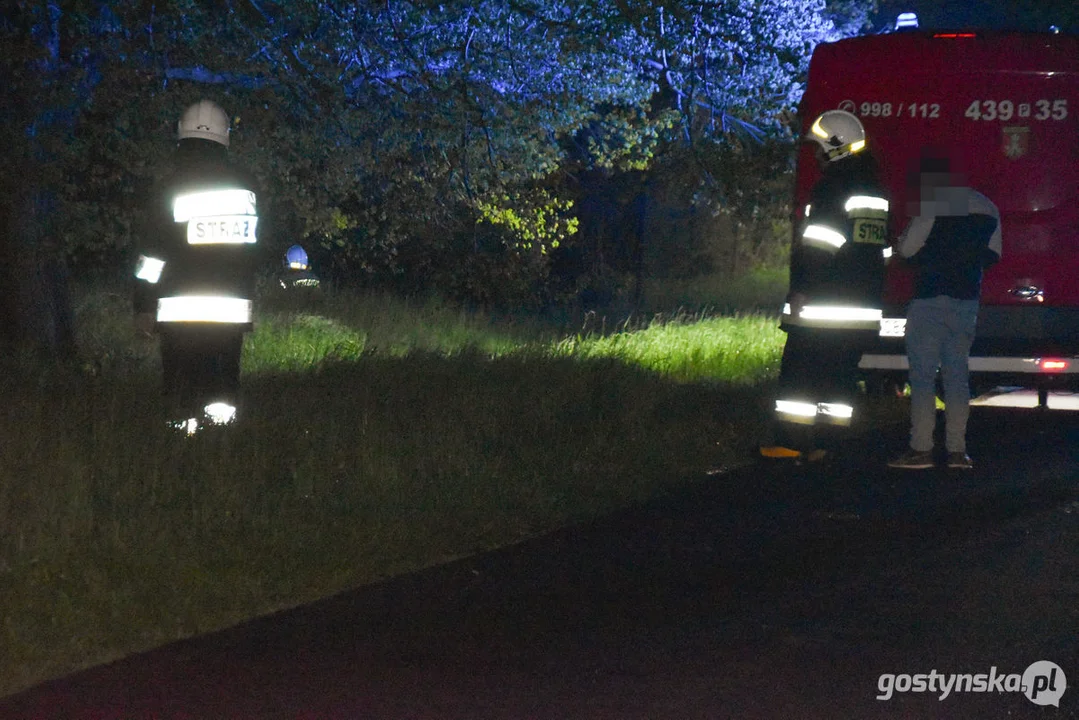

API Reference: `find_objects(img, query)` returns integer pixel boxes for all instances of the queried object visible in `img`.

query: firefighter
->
[279,244,320,290]
[134,99,260,433]
[760,110,890,459]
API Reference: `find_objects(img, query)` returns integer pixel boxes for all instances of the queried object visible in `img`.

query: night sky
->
[874,0,1076,32]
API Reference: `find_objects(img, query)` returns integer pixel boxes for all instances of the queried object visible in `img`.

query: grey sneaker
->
[947,452,974,469]
[887,449,935,470]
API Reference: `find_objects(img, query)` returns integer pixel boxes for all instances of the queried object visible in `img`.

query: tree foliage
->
[2,0,877,313]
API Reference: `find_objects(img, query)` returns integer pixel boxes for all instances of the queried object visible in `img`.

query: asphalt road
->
[3,398,1079,719]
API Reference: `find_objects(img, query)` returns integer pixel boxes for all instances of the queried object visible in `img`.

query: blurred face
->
[909,171,969,216]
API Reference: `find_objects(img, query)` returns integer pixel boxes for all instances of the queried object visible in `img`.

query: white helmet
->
[806,110,866,162]
[177,100,230,147]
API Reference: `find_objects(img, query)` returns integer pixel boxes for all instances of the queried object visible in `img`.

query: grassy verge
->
[0,278,822,698]
[552,312,782,384]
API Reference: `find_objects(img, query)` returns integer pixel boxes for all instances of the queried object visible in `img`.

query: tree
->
[551,0,875,305]
[1,0,878,324]
[0,1,105,356]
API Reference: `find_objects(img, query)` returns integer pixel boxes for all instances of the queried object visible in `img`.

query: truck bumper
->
[859,310,1079,389]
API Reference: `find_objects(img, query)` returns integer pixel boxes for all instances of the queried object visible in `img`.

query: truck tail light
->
[933,33,977,38]
[1040,359,1069,372]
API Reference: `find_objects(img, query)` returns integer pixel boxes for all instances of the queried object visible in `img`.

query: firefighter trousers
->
[769,327,874,449]
[159,324,244,419]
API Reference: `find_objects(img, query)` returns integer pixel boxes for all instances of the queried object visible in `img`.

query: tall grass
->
[1,278,786,698]
[71,279,784,384]
[553,312,782,384]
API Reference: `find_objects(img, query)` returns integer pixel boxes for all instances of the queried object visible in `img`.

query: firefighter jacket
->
[279,267,321,290]
[898,186,1001,301]
[784,152,890,332]
[134,141,260,331]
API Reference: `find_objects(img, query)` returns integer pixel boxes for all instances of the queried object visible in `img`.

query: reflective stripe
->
[776,399,815,423]
[817,411,852,427]
[879,317,906,337]
[882,247,893,259]
[135,255,165,284]
[784,303,882,330]
[157,296,252,323]
[775,400,853,426]
[804,204,812,218]
[801,305,881,322]
[776,400,817,417]
[204,402,237,425]
[173,189,256,222]
[798,305,882,322]
[802,223,847,250]
[818,403,853,419]
[844,195,890,213]
[849,139,866,154]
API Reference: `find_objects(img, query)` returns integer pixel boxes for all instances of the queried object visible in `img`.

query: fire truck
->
[794,25,1079,405]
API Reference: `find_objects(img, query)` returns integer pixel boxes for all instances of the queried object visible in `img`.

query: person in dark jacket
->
[134,99,261,433]
[761,110,890,459]
[888,155,1002,470]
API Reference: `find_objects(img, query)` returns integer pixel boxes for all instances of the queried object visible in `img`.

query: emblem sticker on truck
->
[1002,126,1031,159]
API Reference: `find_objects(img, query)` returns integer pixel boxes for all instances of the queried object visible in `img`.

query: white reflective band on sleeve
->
[818,402,853,419]
[802,224,847,249]
[798,305,882,323]
[135,255,165,284]
[882,247,893,259]
[776,400,818,417]
[804,204,812,218]
[157,296,252,323]
[844,195,890,213]
[173,189,256,222]
[879,318,906,337]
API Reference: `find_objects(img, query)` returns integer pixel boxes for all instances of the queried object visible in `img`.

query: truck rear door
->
[800,33,1079,324]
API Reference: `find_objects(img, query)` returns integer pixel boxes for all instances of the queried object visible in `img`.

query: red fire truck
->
[794,28,1079,405]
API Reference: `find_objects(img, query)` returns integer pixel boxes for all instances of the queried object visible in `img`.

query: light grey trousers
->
[906,296,979,453]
